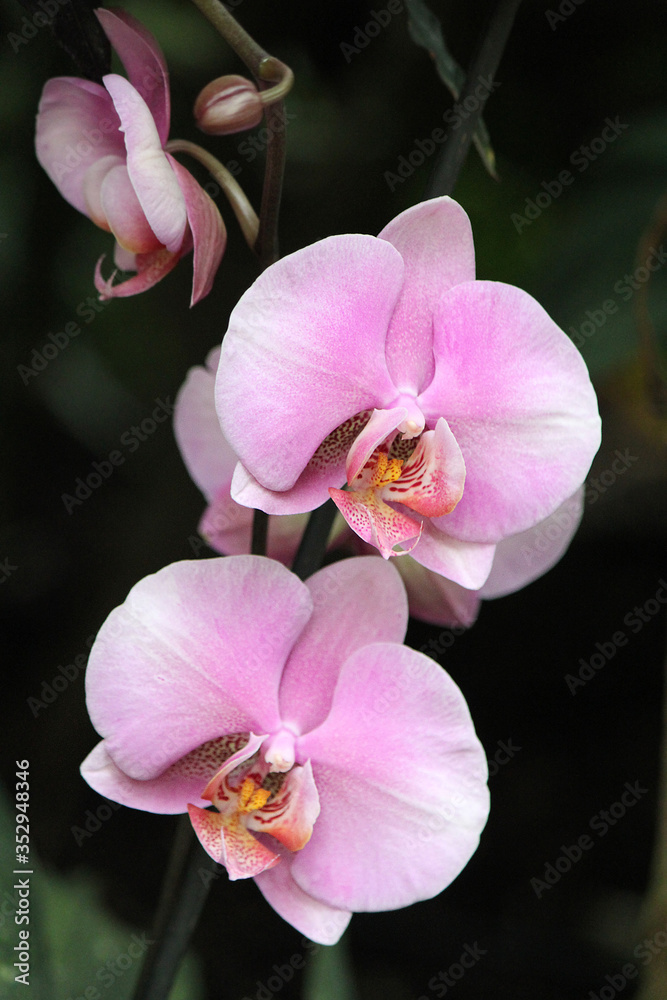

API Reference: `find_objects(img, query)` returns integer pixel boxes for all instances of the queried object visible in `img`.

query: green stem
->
[255,96,287,267]
[165,139,259,247]
[425,0,522,198]
[188,0,270,72]
[291,500,338,582]
[131,816,219,1000]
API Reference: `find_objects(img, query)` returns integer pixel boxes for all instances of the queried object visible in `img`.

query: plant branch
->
[425,0,522,198]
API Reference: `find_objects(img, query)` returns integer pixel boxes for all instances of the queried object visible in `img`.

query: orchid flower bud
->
[194,75,263,135]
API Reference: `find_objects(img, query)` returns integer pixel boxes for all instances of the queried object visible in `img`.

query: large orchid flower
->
[35,8,225,304]
[176,346,587,626]
[215,197,601,592]
[80,555,489,943]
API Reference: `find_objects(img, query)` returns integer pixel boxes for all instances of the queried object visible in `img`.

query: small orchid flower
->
[215,197,601,592]
[35,8,225,305]
[177,348,587,626]
[80,555,489,944]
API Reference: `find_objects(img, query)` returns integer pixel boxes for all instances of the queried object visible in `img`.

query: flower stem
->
[187,0,290,266]
[252,509,269,556]
[634,629,667,1000]
[424,0,522,198]
[131,816,220,1000]
[291,500,338,582]
[166,139,259,248]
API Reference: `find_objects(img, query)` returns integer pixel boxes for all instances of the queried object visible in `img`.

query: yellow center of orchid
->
[237,777,271,814]
[370,452,404,489]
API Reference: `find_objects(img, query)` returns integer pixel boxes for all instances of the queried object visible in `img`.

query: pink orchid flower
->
[80,555,489,944]
[215,196,601,593]
[177,347,587,626]
[35,8,225,305]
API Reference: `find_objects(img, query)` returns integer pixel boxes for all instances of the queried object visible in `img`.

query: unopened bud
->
[194,75,263,135]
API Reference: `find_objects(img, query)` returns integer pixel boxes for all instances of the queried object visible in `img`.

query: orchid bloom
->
[176,345,587,626]
[215,197,601,593]
[80,555,489,943]
[35,8,225,305]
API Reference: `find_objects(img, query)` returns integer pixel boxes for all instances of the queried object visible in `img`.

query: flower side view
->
[176,346,586,627]
[215,196,601,593]
[80,555,489,943]
[35,8,225,305]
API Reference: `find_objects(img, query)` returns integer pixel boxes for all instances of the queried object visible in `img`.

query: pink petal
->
[80,734,253,814]
[379,197,475,395]
[99,162,163,253]
[81,153,126,228]
[94,246,181,299]
[230,410,372,515]
[174,346,232,501]
[345,406,411,483]
[248,760,320,853]
[384,417,465,518]
[167,154,227,305]
[84,557,313,781]
[96,8,171,145]
[216,235,404,493]
[394,558,482,627]
[255,858,352,945]
[406,521,497,590]
[35,77,123,217]
[419,280,601,542]
[329,486,422,559]
[479,487,584,598]
[103,73,187,251]
[295,643,489,912]
[279,557,408,734]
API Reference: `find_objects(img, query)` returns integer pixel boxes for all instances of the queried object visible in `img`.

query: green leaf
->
[406,0,498,179]
[0,786,204,1000]
[302,935,359,1000]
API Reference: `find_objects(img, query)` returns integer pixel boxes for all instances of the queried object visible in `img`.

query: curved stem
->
[188,0,270,74]
[166,138,259,247]
[255,97,287,267]
[425,0,522,198]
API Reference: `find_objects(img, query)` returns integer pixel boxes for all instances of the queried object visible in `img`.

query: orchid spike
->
[35,8,226,305]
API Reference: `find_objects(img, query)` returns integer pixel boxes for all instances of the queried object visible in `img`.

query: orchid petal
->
[279,557,408,733]
[406,521,497,590]
[329,486,421,559]
[174,346,232,501]
[94,246,180,299]
[295,643,489,912]
[35,77,123,217]
[216,235,404,493]
[345,407,408,484]
[379,197,475,394]
[167,154,226,305]
[384,417,466,518]
[419,280,601,542]
[84,557,312,780]
[394,558,482,627]
[479,487,584,598]
[99,162,163,254]
[247,760,320,853]
[255,859,352,945]
[96,8,170,145]
[103,73,187,251]
[82,153,125,228]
